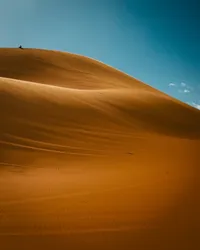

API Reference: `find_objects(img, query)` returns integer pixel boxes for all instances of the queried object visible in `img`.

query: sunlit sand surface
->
[0,48,200,249]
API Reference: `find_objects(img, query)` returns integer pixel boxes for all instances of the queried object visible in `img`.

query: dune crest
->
[0,48,200,250]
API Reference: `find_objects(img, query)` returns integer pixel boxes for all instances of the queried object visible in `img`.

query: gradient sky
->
[0,0,199,109]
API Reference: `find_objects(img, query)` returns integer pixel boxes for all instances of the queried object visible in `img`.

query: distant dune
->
[0,48,200,250]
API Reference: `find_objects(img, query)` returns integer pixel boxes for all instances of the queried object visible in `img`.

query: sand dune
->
[0,48,200,250]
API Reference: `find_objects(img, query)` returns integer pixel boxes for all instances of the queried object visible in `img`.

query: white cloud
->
[192,102,200,110]
[169,83,176,87]
[178,89,190,94]
[181,82,186,87]
[179,82,194,91]
[177,82,194,94]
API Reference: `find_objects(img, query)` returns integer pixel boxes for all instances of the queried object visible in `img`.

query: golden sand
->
[0,48,200,249]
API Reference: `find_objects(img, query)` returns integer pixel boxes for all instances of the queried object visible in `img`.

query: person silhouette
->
[19,45,23,49]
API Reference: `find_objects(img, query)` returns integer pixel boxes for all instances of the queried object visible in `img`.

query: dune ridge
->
[0,48,200,250]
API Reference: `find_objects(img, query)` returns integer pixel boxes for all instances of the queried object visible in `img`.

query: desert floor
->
[0,48,200,249]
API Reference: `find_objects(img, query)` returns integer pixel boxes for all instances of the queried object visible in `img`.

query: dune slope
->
[0,48,200,250]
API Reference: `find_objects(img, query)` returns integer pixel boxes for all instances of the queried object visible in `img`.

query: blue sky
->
[0,0,199,109]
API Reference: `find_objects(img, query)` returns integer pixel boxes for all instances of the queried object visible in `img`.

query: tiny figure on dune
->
[19,45,23,49]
